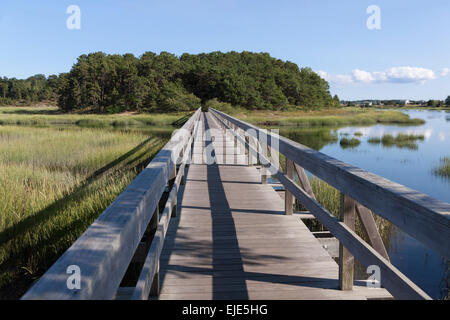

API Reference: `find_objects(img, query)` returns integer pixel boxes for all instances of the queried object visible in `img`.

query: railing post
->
[149,205,160,297]
[339,193,356,290]
[171,189,178,218]
[247,135,257,166]
[236,124,238,148]
[260,142,269,184]
[285,158,294,215]
[150,260,159,297]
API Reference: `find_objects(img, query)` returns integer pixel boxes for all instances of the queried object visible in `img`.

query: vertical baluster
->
[260,141,269,184]
[285,158,294,215]
[339,193,356,290]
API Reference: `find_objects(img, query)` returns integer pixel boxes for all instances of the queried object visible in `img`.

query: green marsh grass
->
[0,106,190,128]
[0,125,170,298]
[339,137,361,148]
[368,133,425,150]
[234,108,425,127]
[307,178,394,253]
[433,157,450,179]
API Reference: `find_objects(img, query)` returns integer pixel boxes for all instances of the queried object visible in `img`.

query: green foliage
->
[2,51,337,113]
[427,99,443,107]
[0,126,169,298]
[0,106,190,128]
[368,133,425,150]
[339,137,361,148]
[0,74,59,105]
[239,108,424,127]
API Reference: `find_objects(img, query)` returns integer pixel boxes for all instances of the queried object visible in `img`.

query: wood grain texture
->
[355,203,390,261]
[339,194,355,291]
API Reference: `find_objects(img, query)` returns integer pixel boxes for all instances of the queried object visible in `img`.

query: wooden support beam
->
[149,260,159,298]
[259,141,269,184]
[339,193,356,291]
[285,158,294,215]
[355,203,390,261]
[294,163,316,200]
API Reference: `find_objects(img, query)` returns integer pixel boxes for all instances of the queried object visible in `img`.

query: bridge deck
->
[158,113,391,300]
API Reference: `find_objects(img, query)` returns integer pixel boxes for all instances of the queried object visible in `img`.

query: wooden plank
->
[355,203,390,261]
[339,193,356,291]
[211,108,450,259]
[294,163,316,200]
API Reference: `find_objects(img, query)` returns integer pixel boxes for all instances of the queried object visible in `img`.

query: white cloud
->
[352,69,375,83]
[384,67,435,83]
[318,66,440,85]
[440,68,450,76]
[317,70,352,85]
[317,70,329,80]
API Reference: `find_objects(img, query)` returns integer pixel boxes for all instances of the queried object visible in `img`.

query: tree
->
[3,51,338,113]
[445,96,450,106]
[333,95,340,107]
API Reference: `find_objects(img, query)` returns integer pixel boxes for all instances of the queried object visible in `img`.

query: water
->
[280,109,450,299]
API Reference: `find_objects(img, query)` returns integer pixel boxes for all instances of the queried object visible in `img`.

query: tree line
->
[2,51,340,113]
[0,74,59,105]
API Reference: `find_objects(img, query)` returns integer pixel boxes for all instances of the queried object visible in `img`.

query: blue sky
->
[1,0,449,100]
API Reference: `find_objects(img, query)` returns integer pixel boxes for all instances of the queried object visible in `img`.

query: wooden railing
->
[22,109,202,300]
[209,108,450,300]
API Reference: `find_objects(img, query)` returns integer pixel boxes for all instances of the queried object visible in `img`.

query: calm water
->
[281,109,450,299]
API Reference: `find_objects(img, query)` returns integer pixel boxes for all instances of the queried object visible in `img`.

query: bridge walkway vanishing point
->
[22,109,450,300]
[158,112,391,300]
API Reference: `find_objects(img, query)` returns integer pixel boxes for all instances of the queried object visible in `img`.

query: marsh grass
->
[433,157,450,179]
[0,106,190,128]
[0,125,169,298]
[368,133,425,150]
[279,127,338,150]
[305,178,394,252]
[339,137,361,149]
[234,108,425,127]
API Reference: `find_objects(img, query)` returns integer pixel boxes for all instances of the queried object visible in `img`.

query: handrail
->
[210,108,450,259]
[130,110,202,300]
[210,108,450,300]
[22,109,201,300]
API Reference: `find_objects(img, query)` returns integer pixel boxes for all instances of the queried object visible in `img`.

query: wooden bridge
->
[22,109,450,300]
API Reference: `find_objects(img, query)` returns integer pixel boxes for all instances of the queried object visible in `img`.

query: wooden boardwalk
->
[158,113,391,300]
[23,109,448,300]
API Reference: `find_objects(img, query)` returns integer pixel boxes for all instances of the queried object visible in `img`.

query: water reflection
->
[279,127,338,151]
[276,109,450,299]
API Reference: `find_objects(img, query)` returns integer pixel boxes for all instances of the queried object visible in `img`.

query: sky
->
[1,0,450,100]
